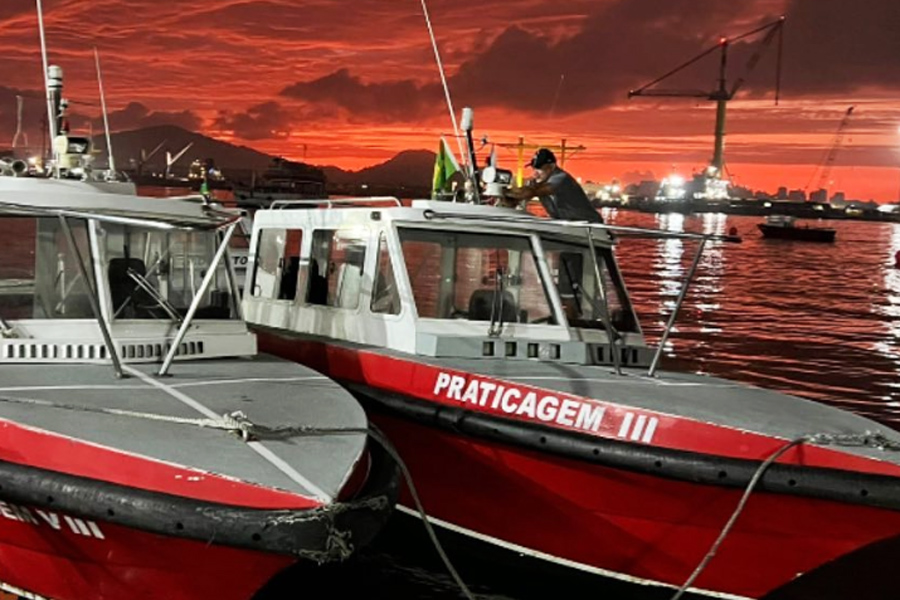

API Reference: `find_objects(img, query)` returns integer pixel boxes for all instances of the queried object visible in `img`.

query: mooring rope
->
[670,430,900,600]
[366,425,477,600]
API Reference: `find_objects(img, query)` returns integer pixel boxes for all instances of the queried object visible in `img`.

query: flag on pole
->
[432,136,460,198]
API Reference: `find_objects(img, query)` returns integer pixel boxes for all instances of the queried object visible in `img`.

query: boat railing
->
[0,201,242,378]
[270,197,402,210]
[423,209,741,377]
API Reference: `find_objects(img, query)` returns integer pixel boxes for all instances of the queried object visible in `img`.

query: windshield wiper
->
[487,265,506,337]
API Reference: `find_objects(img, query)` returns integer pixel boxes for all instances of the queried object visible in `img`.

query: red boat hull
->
[257,332,900,599]
[373,411,900,599]
[0,413,400,600]
[0,513,293,600]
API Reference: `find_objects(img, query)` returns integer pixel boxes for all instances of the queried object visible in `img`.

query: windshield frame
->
[538,232,641,336]
[394,223,563,329]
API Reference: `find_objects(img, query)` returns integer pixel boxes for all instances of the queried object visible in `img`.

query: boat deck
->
[0,356,367,502]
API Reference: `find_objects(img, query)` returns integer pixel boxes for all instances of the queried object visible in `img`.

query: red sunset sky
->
[0,0,899,201]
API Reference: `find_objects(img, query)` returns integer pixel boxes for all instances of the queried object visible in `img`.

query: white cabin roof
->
[0,177,237,229]
[254,199,616,244]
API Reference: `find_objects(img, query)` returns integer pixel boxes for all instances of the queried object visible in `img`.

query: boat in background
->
[243,198,900,600]
[233,157,326,209]
[0,180,399,600]
[758,214,836,242]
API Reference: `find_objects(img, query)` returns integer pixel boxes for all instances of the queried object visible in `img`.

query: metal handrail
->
[58,215,124,379]
[422,210,742,244]
[0,202,243,231]
[270,197,402,210]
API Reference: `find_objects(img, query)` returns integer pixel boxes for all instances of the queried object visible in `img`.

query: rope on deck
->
[0,394,367,442]
[670,431,900,600]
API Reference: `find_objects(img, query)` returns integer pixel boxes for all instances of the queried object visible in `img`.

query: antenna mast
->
[419,0,467,167]
[94,47,116,176]
[35,0,59,173]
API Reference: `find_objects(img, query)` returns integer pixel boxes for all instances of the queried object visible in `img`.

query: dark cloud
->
[277,0,780,119]
[276,0,900,121]
[69,102,202,132]
[213,101,293,140]
[779,0,900,95]
[281,69,442,121]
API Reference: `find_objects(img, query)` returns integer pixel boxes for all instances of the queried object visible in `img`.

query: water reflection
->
[606,212,900,427]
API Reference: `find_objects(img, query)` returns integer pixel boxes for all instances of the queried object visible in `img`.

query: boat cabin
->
[0,178,252,368]
[244,200,654,367]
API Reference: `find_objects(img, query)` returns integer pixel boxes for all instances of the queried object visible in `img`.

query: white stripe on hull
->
[395,504,752,600]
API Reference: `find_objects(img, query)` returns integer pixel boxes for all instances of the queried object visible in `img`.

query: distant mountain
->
[97,125,436,194]
[99,125,276,174]
[352,150,435,186]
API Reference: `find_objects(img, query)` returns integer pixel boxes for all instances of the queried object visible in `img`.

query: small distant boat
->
[233,157,326,209]
[758,214,836,242]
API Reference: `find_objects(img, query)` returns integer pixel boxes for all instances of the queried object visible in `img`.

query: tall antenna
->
[35,0,59,174]
[94,47,116,176]
[419,0,467,166]
[35,0,56,142]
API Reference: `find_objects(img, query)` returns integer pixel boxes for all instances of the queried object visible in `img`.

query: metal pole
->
[420,0,466,165]
[35,0,56,142]
[0,315,12,336]
[222,239,243,321]
[587,227,621,375]
[158,223,236,376]
[649,238,706,377]
[94,47,116,176]
[58,215,124,379]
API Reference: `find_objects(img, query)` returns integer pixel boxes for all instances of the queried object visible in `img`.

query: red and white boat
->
[243,198,900,600]
[0,181,399,600]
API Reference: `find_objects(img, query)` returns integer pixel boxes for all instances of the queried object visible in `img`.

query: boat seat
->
[467,289,519,323]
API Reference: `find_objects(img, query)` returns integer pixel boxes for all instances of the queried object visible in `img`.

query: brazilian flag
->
[432,136,460,198]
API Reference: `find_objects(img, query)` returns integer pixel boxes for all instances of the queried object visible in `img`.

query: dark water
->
[290,210,900,600]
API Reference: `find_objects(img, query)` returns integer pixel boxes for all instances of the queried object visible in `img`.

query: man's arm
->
[504,179,555,201]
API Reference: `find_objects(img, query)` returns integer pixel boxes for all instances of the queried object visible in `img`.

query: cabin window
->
[307,229,368,310]
[371,232,400,315]
[397,228,554,324]
[250,226,303,301]
[250,228,284,299]
[101,224,236,320]
[542,240,638,333]
[0,217,94,320]
[278,230,303,301]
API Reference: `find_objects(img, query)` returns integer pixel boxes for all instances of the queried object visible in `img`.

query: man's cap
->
[528,148,557,169]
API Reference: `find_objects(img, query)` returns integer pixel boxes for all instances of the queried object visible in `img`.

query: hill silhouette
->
[96,125,436,196]
[102,125,274,174]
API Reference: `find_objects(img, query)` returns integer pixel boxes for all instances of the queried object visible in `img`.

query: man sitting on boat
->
[502,148,602,223]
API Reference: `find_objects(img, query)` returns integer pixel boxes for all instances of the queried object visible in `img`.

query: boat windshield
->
[0,216,95,321]
[398,228,555,325]
[100,223,237,321]
[541,238,639,333]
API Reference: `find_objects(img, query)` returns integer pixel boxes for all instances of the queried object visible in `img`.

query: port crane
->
[804,105,855,196]
[628,17,785,198]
